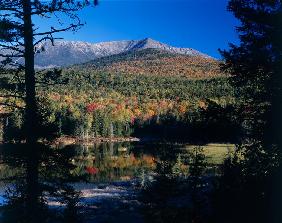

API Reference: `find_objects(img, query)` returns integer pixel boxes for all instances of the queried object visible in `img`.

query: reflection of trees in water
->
[141,144,212,223]
[0,143,81,223]
[0,142,224,223]
[66,142,155,183]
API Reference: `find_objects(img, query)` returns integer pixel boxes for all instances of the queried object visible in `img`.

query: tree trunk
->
[23,0,38,144]
[22,1,40,222]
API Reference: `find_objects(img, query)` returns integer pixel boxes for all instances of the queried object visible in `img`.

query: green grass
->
[185,143,235,165]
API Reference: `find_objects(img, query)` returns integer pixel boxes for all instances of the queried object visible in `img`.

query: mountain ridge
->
[70,48,221,79]
[34,38,211,69]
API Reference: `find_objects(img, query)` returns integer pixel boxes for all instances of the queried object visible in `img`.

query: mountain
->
[33,38,211,69]
[71,48,221,78]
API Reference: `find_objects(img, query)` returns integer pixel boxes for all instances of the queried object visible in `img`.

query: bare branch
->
[0,43,24,53]
[33,36,62,47]
[0,7,22,14]
[33,23,83,36]
[0,53,24,58]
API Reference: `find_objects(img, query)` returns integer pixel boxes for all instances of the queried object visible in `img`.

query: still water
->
[0,142,233,222]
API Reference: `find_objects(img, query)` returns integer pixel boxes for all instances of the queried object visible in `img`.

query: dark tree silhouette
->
[0,2,98,222]
[216,1,282,223]
[220,0,282,175]
[0,0,98,145]
[221,0,282,147]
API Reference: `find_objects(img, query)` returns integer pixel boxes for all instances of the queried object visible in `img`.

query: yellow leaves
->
[143,109,155,120]
[159,100,168,109]
[47,113,56,123]
[0,94,25,113]
[71,108,81,119]
[177,101,189,114]
[85,114,93,129]
[49,92,61,101]
[0,105,6,114]
[111,107,133,123]
[63,95,73,104]
[133,108,142,117]
[199,100,208,110]
[42,90,201,125]
[178,104,187,114]
[167,101,174,110]
[97,53,222,79]
[148,109,155,117]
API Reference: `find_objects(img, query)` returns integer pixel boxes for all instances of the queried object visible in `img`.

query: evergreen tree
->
[221,0,282,147]
[0,0,98,144]
[220,0,282,175]
[0,1,98,222]
[217,1,282,222]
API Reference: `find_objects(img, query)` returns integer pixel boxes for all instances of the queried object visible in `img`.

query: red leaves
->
[86,103,100,113]
[85,166,99,175]
[116,104,122,111]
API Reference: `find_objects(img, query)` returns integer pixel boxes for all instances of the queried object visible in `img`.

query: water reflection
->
[62,142,156,183]
[0,142,233,223]
[141,146,212,223]
[0,143,81,223]
[0,142,159,222]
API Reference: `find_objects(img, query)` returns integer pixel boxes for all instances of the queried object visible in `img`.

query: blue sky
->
[34,0,240,58]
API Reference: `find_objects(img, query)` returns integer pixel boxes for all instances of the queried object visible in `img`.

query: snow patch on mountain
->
[1,38,211,69]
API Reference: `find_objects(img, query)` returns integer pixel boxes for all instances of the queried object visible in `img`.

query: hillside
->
[1,38,234,142]
[1,38,220,79]
[73,48,222,78]
[32,38,211,68]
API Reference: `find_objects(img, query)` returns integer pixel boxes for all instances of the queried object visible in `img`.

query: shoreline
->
[0,136,236,147]
[50,136,141,146]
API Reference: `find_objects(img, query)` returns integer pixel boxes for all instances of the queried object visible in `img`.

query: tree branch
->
[0,102,24,110]
[0,94,24,99]
[0,53,24,58]
[0,43,24,53]
[33,36,62,48]
[33,23,83,36]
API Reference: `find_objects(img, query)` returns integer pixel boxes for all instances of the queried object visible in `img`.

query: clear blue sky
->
[34,0,240,58]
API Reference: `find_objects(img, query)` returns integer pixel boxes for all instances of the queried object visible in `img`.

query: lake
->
[0,142,234,222]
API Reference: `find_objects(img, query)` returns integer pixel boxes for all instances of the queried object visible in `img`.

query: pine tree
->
[220,0,282,174]
[0,2,98,222]
[0,0,98,144]
[217,1,282,222]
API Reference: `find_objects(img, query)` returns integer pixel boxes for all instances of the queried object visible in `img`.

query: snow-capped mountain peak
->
[33,38,211,68]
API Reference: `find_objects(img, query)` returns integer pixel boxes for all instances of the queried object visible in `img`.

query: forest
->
[1,66,240,143]
[0,0,281,223]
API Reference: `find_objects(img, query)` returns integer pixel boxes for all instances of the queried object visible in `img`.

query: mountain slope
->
[72,48,221,78]
[34,38,211,68]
